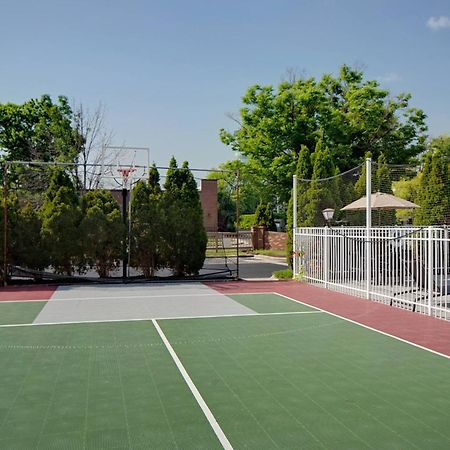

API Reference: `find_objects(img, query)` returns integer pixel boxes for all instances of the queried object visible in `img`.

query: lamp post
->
[322,208,335,226]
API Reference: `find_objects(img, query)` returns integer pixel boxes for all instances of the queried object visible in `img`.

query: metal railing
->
[207,231,253,251]
[294,226,450,320]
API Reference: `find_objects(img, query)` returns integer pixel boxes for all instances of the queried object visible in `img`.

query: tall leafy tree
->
[0,95,79,163]
[130,165,162,277]
[40,168,82,275]
[208,159,266,231]
[80,190,124,277]
[162,158,207,276]
[220,65,427,202]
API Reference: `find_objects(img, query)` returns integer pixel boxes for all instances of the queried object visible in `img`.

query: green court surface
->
[0,301,46,325]
[1,293,450,449]
[0,321,221,450]
[230,293,317,313]
[160,312,450,449]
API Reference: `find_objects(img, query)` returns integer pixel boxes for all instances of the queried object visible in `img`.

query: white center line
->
[152,319,234,450]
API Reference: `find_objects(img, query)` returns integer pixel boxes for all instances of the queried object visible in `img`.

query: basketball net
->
[117,167,136,189]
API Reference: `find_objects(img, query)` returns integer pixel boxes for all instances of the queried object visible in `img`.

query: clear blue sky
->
[1,0,449,169]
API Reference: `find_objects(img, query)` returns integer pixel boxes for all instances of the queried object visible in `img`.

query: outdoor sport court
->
[1,281,450,449]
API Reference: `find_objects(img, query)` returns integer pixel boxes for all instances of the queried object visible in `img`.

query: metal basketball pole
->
[122,186,128,280]
[235,170,240,279]
[2,163,8,286]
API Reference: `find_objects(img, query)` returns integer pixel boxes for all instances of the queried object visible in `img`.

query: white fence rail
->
[207,231,253,250]
[294,226,450,320]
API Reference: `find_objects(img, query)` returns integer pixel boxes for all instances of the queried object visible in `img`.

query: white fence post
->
[324,226,329,288]
[365,158,372,300]
[293,175,298,277]
[428,226,433,316]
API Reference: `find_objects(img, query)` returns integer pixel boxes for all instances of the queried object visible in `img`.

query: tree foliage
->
[414,149,450,225]
[207,159,267,231]
[80,190,124,277]
[220,65,427,202]
[0,95,79,163]
[130,165,162,277]
[253,202,276,230]
[40,168,82,275]
[162,158,207,276]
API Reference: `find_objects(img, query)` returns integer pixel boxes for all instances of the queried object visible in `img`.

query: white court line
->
[0,310,322,328]
[152,319,233,450]
[0,292,239,303]
[0,289,284,304]
[273,292,450,361]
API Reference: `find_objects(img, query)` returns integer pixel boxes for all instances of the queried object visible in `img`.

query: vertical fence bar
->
[293,175,298,277]
[428,227,433,316]
[365,158,372,299]
[324,226,328,288]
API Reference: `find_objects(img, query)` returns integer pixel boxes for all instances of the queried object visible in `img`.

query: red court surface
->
[0,285,56,301]
[207,280,450,358]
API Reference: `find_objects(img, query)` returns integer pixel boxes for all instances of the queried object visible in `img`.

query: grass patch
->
[272,268,293,279]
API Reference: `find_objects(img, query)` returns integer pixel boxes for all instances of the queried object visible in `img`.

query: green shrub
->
[239,214,254,230]
[272,268,293,279]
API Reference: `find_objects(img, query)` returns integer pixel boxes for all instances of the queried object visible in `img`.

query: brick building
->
[198,179,218,232]
[110,178,218,232]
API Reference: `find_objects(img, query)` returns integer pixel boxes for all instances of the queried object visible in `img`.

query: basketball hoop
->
[117,167,136,189]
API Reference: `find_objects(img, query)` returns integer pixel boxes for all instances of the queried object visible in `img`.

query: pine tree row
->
[1,158,207,279]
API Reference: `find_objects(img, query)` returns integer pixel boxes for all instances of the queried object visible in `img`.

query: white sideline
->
[273,292,450,361]
[152,319,233,450]
[0,310,322,328]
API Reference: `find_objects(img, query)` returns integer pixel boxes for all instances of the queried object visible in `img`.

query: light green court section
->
[0,321,221,450]
[159,313,450,450]
[229,292,317,313]
[0,301,47,325]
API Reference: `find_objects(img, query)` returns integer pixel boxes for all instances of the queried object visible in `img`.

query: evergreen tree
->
[0,193,19,281]
[414,149,450,225]
[11,203,47,270]
[374,153,396,225]
[253,202,266,226]
[40,168,82,275]
[302,140,337,226]
[253,202,276,230]
[130,165,162,277]
[80,190,124,277]
[286,145,313,266]
[349,151,372,225]
[263,203,277,231]
[162,158,207,276]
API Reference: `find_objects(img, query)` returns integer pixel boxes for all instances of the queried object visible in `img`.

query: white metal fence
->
[294,226,450,320]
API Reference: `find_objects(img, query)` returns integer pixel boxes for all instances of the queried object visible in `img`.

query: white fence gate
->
[294,226,450,321]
